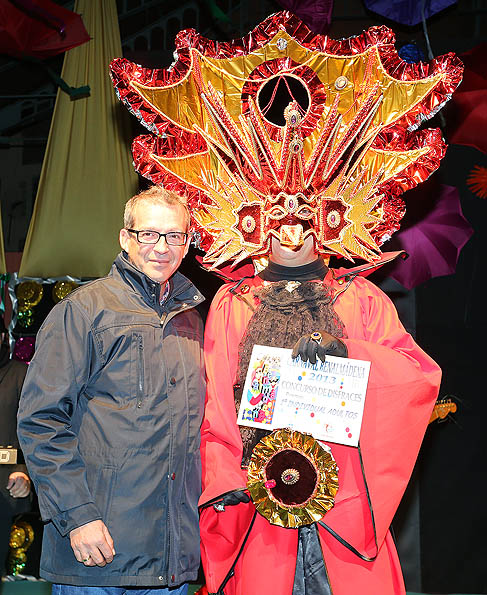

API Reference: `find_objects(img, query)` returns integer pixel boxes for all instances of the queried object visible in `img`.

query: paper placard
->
[237,344,370,447]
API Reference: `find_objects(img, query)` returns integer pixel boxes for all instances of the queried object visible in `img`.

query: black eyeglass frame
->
[126,228,190,246]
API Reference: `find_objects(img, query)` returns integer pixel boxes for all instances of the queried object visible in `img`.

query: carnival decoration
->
[12,336,36,363]
[52,280,79,303]
[363,0,457,27]
[447,44,487,155]
[247,428,338,528]
[0,0,90,60]
[16,281,43,329]
[8,275,85,364]
[111,11,462,269]
[8,520,34,575]
[467,165,487,199]
[276,0,333,33]
[386,184,473,289]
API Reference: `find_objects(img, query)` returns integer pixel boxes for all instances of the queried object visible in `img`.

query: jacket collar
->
[112,252,204,312]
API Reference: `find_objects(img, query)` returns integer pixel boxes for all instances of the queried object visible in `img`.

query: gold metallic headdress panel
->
[110,11,462,267]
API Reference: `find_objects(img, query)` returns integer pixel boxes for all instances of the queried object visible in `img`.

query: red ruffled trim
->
[372,127,447,245]
[110,56,206,146]
[110,11,463,143]
[131,134,215,251]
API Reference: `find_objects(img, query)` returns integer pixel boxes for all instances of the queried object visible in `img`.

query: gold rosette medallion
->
[247,428,338,528]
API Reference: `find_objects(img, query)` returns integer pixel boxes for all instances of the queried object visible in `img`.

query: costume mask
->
[110,11,462,269]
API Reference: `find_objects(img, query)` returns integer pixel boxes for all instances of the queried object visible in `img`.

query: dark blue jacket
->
[17,253,205,586]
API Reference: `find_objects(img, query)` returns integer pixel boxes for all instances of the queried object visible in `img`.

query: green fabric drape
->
[19,0,138,278]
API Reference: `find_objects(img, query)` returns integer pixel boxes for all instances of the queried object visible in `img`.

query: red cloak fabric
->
[200,270,441,595]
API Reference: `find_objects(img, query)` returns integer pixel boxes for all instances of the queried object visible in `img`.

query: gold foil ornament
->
[16,281,43,309]
[8,521,34,575]
[52,281,79,303]
[247,428,338,528]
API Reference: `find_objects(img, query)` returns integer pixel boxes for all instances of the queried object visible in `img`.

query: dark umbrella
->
[276,0,334,33]
[363,0,456,27]
[0,0,90,59]
[384,183,473,289]
[446,43,487,155]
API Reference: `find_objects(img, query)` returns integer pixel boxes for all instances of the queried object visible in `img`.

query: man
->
[199,235,441,595]
[17,186,205,594]
[0,319,30,575]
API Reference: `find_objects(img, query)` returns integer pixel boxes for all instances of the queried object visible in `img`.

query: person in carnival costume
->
[110,12,463,594]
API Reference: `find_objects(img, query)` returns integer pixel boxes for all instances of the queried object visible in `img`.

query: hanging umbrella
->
[384,183,473,289]
[362,0,456,27]
[276,0,334,33]
[0,0,90,60]
[446,43,487,155]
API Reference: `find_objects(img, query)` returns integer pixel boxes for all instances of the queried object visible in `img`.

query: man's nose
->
[153,235,170,253]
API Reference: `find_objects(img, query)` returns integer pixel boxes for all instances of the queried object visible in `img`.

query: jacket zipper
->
[136,335,144,408]
[158,301,195,583]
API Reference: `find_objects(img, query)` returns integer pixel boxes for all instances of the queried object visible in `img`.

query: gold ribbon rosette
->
[247,428,338,528]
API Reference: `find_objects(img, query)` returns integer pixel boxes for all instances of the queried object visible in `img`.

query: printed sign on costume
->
[237,345,370,447]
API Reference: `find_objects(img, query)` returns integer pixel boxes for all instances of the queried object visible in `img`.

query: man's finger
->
[73,549,83,563]
[84,555,96,567]
[102,525,116,556]
[97,540,114,564]
[89,548,107,567]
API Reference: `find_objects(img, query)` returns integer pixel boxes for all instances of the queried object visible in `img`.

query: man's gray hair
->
[124,186,190,230]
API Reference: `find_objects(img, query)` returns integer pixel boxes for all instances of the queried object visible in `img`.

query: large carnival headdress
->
[110,12,462,269]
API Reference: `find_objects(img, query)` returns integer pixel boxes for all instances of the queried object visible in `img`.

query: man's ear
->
[119,228,130,252]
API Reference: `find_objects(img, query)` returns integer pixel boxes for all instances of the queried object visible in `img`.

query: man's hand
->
[292,331,348,364]
[69,520,116,567]
[7,472,31,498]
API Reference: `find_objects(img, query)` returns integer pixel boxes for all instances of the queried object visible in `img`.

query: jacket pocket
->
[130,332,145,407]
[93,465,117,523]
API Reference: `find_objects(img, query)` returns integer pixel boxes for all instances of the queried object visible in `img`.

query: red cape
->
[200,271,441,595]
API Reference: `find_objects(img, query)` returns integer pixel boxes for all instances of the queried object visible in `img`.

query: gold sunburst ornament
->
[247,428,339,528]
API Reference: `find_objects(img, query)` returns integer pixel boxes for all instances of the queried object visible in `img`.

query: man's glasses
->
[126,229,189,246]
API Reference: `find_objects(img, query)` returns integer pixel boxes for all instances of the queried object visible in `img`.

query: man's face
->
[269,234,317,267]
[119,200,190,285]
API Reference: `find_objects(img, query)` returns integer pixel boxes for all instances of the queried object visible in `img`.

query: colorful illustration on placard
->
[242,355,281,425]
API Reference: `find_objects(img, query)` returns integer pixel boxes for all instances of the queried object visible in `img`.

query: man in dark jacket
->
[0,320,30,575]
[17,186,206,595]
